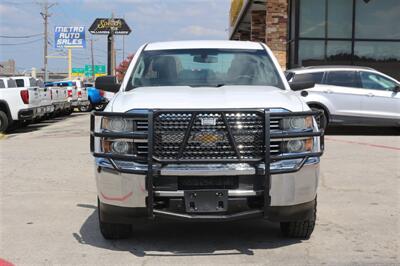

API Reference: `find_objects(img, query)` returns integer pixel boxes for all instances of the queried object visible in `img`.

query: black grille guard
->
[90,109,324,218]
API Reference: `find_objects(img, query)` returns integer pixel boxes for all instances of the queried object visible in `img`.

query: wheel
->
[311,107,328,130]
[0,110,9,133]
[64,108,73,116]
[280,198,317,239]
[78,104,92,112]
[98,199,132,239]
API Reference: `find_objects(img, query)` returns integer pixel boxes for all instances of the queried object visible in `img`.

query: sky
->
[0,0,231,73]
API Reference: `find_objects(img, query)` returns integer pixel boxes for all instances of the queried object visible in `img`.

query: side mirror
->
[393,85,400,93]
[95,76,120,93]
[288,73,315,91]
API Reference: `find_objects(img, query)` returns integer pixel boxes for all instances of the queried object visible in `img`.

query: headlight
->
[283,138,313,153]
[282,116,313,130]
[101,117,133,132]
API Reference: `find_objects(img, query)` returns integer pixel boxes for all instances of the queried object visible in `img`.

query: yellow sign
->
[72,72,84,77]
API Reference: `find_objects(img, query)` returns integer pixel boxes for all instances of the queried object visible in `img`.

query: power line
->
[0,33,44,38]
[0,38,43,46]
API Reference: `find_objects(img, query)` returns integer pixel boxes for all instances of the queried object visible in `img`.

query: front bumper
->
[91,109,324,221]
[96,157,319,210]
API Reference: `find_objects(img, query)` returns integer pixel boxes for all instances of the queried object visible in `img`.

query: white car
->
[285,66,400,129]
[90,40,324,240]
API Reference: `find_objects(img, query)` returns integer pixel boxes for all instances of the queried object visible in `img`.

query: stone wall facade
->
[251,10,266,42]
[266,0,288,69]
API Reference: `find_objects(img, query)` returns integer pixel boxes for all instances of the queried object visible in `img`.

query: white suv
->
[91,40,324,240]
[285,66,400,129]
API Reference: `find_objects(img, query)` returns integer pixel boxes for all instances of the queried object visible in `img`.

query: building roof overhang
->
[229,0,266,40]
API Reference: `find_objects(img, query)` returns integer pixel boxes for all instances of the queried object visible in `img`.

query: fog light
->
[111,141,129,154]
[286,139,305,153]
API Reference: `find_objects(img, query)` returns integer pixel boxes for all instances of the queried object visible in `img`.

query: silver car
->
[285,66,400,129]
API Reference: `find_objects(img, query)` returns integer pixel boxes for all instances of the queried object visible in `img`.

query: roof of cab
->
[144,40,264,51]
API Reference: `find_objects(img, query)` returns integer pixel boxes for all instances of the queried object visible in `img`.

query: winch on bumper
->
[91,109,324,222]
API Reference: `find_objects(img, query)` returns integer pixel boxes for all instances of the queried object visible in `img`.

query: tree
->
[116,54,134,81]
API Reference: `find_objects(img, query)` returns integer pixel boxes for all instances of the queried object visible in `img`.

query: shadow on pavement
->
[326,126,399,136]
[6,113,88,135]
[74,204,301,257]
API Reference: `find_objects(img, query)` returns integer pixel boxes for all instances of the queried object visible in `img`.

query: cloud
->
[179,25,226,37]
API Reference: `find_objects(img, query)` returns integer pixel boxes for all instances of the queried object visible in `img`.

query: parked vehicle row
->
[285,66,400,129]
[0,77,108,133]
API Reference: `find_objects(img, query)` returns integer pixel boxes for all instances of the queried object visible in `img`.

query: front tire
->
[98,199,132,239]
[0,110,9,133]
[280,198,317,239]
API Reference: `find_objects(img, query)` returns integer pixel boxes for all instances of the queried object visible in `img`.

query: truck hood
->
[110,85,306,112]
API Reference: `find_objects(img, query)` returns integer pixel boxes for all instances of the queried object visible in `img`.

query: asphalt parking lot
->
[0,113,399,265]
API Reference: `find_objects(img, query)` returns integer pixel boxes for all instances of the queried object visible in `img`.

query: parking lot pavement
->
[0,113,399,265]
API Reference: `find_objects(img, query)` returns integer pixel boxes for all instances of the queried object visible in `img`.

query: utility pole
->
[122,15,125,60]
[90,38,95,81]
[40,0,56,81]
[107,12,116,76]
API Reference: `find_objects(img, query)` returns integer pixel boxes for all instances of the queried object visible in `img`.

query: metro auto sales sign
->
[54,26,86,49]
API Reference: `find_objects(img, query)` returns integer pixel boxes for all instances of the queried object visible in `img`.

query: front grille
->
[152,111,281,162]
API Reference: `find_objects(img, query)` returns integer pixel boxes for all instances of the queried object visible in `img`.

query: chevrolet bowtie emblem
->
[192,131,224,145]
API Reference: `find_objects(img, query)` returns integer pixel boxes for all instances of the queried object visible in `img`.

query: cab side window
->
[360,72,398,91]
[0,80,5,89]
[7,79,17,88]
[325,71,361,88]
[15,79,24,87]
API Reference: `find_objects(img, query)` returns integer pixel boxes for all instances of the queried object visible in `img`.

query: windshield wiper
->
[188,84,225,88]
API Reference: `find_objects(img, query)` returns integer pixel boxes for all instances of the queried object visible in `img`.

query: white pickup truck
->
[11,76,54,116]
[91,41,324,240]
[0,77,42,133]
[44,81,71,115]
[73,80,90,112]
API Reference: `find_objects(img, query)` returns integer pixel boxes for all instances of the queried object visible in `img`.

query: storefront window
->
[294,0,400,79]
[298,40,325,66]
[327,41,352,62]
[354,42,400,78]
[299,0,325,38]
[327,0,353,38]
[355,0,400,39]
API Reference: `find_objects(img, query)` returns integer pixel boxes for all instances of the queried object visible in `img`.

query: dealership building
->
[229,0,400,79]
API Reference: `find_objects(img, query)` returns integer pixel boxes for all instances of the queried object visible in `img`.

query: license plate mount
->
[184,189,228,213]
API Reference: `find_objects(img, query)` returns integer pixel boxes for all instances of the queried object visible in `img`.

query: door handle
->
[324,90,333,94]
[367,93,375,97]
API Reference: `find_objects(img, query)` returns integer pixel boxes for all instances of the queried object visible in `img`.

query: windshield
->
[128,49,284,90]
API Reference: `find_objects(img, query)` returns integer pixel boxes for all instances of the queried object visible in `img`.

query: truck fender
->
[0,100,12,121]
